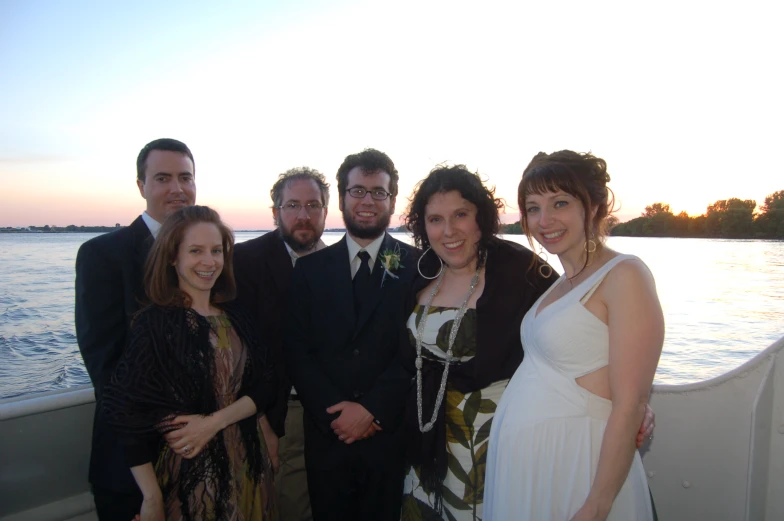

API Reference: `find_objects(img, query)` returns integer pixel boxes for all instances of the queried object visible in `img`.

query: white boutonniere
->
[379,244,404,287]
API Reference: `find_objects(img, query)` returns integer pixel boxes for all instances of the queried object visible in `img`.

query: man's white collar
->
[346,233,385,267]
[141,212,162,238]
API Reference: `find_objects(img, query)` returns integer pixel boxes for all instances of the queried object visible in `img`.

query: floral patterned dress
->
[155,314,278,520]
[401,306,508,521]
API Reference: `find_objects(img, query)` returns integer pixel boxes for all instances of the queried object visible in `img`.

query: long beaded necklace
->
[415,266,481,433]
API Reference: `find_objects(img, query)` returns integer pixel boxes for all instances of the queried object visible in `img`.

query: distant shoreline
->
[6,226,780,241]
[1,227,351,234]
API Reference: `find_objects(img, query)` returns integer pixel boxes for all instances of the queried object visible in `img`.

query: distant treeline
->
[2,224,122,233]
[9,190,783,240]
[493,189,784,239]
[613,190,784,239]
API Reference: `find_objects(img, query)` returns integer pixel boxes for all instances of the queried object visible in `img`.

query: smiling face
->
[339,167,396,241]
[273,178,328,253]
[524,190,595,260]
[173,222,224,302]
[424,190,482,271]
[137,150,196,223]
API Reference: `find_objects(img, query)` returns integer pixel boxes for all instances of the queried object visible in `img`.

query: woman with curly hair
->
[484,151,663,520]
[102,205,278,521]
[399,165,556,520]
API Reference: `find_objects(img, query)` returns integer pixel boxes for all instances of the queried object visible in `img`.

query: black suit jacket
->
[285,233,418,470]
[233,229,292,437]
[75,215,152,492]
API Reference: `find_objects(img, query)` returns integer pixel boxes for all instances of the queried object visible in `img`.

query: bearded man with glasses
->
[234,166,330,521]
[285,148,418,520]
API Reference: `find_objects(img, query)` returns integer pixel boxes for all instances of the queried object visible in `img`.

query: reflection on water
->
[605,237,783,384]
[0,232,782,399]
[0,233,88,399]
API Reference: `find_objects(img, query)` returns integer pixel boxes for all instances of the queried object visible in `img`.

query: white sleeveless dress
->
[484,254,653,520]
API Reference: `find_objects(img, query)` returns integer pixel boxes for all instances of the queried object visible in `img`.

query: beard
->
[280,220,323,253]
[342,207,392,240]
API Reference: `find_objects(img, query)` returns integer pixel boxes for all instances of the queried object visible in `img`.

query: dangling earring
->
[584,236,597,253]
[537,245,553,279]
[584,234,597,267]
[417,246,444,280]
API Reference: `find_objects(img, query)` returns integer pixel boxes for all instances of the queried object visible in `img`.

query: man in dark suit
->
[234,167,330,521]
[286,149,418,521]
[75,138,196,520]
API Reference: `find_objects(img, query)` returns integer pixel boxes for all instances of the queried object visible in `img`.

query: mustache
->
[292,223,315,231]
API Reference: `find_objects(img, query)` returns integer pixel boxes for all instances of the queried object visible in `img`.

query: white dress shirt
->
[141,211,162,238]
[284,238,327,267]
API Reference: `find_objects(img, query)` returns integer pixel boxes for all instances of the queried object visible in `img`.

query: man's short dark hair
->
[336,148,399,199]
[270,167,330,208]
[136,138,195,182]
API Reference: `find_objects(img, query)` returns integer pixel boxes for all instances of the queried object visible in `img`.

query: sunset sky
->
[1,0,782,230]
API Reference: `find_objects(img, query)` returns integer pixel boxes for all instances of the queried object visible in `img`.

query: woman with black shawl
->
[103,205,278,521]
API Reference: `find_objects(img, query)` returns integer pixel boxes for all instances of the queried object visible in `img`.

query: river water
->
[1,232,782,399]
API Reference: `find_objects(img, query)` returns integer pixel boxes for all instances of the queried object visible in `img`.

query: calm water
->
[0,232,782,399]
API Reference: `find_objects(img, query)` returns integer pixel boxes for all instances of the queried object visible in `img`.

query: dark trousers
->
[92,484,143,521]
[307,453,405,521]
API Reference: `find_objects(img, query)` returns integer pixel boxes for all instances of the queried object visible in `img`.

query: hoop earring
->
[417,246,444,280]
[584,234,597,267]
[537,245,553,279]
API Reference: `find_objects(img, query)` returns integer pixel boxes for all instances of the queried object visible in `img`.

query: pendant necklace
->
[415,266,481,433]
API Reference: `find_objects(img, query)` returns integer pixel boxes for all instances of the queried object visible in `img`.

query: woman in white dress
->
[484,150,664,521]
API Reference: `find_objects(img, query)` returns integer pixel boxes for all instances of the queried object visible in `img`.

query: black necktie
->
[353,250,372,313]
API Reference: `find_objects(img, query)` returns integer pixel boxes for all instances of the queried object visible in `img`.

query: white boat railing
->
[643,335,784,521]
[0,385,97,521]
[1,336,783,520]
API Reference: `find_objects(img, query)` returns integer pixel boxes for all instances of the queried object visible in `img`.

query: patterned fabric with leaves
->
[402,306,509,521]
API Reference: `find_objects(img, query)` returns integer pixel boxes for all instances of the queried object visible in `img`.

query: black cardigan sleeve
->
[225,302,279,417]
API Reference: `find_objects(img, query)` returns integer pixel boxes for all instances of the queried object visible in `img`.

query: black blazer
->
[233,229,292,437]
[285,233,418,470]
[75,215,152,492]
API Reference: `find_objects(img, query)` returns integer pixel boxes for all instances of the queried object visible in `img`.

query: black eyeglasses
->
[277,202,325,214]
[346,187,392,201]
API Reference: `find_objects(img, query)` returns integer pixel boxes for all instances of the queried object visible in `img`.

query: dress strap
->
[579,254,637,304]
[579,277,608,304]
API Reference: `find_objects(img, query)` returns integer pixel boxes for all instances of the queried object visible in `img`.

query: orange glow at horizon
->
[5,181,780,230]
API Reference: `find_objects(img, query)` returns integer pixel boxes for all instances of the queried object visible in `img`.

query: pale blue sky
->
[2,0,782,228]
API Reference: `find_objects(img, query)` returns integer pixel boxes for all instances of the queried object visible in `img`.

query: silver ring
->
[183,446,191,454]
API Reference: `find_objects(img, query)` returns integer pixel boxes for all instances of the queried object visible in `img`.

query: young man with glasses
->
[285,149,418,520]
[234,166,330,521]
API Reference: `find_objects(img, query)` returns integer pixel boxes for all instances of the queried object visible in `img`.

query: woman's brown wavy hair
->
[144,205,236,308]
[518,150,616,275]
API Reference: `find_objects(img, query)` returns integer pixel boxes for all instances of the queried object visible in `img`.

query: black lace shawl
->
[102,302,275,521]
